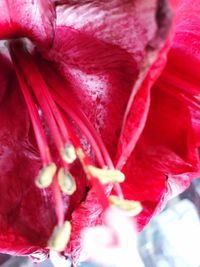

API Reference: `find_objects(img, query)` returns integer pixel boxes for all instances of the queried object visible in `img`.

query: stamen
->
[86,166,125,184]
[11,43,128,218]
[48,220,71,252]
[36,61,108,167]
[76,147,88,165]
[76,147,109,210]
[34,60,125,200]
[42,69,124,197]
[51,91,105,167]
[10,44,67,157]
[109,195,142,216]
[61,143,77,164]
[35,163,57,189]
[10,53,51,166]
[9,42,65,226]
[58,168,76,195]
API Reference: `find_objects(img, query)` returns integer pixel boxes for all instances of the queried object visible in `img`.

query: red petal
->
[119,0,200,230]
[162,0,200,145]
[0,0,56,46]
[115,39,172,169]
[121,80,199,230]
[56,0,162,59]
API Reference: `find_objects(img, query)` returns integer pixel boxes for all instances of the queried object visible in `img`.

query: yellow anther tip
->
[58,168,76,195]
[48,220,71,252]
[109,195,142,216]
[35,163,57,189]
[76,148,85,162]
[61,144,77,164]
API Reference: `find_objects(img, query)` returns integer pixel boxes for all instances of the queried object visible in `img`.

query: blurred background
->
[0,179,200,267]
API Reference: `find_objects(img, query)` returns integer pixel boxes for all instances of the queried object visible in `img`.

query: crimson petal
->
[115,40,172,169]
[121,84,199,229]
[121,0,200,229]
[162,0,200,145]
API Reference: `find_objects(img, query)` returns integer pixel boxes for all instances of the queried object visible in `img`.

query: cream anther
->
[87,166,125,184]
[109,195,142,216]
[48,220,71,252]
[58,168,76,195]
[61,143,77,164]
[35,163,57,188]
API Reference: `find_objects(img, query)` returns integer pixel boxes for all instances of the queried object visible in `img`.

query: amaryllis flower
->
[0,0,199,266]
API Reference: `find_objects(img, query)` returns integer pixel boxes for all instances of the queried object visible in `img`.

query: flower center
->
[8,40,142,251]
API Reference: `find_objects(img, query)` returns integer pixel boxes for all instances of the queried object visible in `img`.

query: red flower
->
[0,0,199,266]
